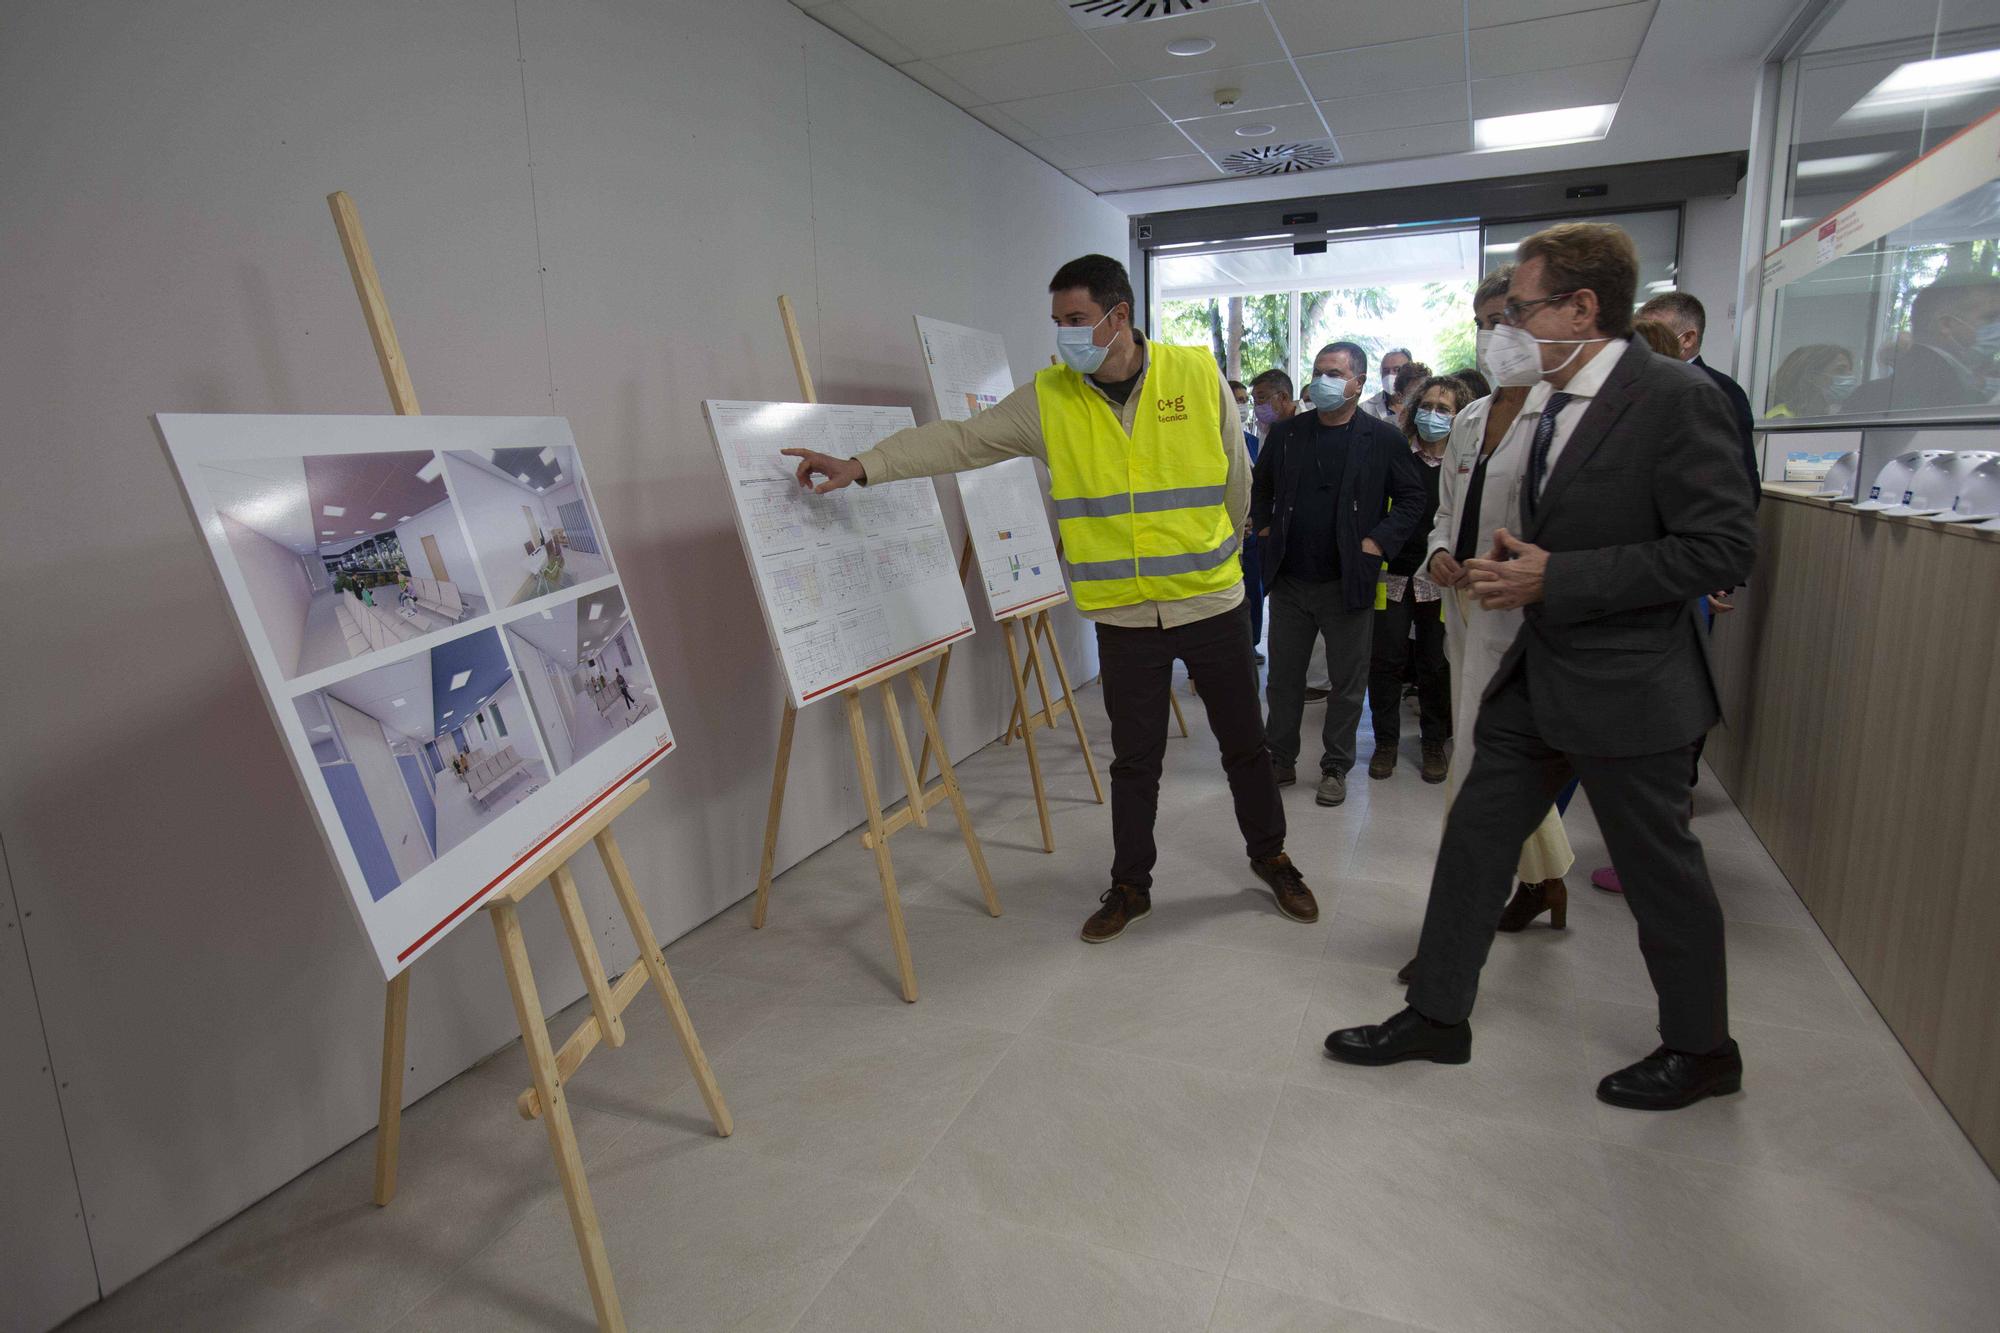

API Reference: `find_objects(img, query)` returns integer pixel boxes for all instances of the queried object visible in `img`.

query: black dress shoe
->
[1596,1040,1743,1111]
[1324,1007,1471,1066]
[1396,956,1416,983]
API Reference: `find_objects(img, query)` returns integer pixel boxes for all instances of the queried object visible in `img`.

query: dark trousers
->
[1095,600,1286,890]
[1407,668,1729,1053]
[1367,594,1449,747]
[1265,575,1372,776]
[1242,543,1264,649]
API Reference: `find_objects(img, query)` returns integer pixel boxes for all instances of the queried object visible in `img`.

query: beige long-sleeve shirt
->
[854,332,1250,628]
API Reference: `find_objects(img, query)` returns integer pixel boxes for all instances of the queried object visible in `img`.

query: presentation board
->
[155,413,674,976]
[914,315,1068,619]
[702,400,974,709]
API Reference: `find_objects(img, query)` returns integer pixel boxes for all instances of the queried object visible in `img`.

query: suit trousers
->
[1265,575,1372,776]
[1367,594,1449,747]
[1095,600,1286,891]
[1407,665,1730,1053]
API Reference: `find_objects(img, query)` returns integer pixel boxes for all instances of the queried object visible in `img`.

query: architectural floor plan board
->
[914,315,1067,618]
[703,400,975,708]
[155,414,674,976]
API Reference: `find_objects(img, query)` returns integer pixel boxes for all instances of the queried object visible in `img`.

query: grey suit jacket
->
[1484,341,1758,757]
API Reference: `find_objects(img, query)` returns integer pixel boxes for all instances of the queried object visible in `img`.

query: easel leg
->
[489,902,626,1333]
[751,701,798,930]
[372,970,410,1207]
[1002,621,1054,854]
[1038,613,1105,804]
[908,670,1002,917]
[551,865,625,1049]
[915,645,953,784]
[845,693,918,1002]
[594,830,732,1137]
[1169,687,1190,738]
[1023,616,1059,743]
[878,680,928,829]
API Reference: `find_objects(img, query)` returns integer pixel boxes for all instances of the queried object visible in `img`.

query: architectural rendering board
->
[913,315,1067,619]
[156,413,674,976]
[702,400,975,709]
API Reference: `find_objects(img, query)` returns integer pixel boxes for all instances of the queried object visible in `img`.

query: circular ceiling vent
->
[1220,142,1340,175]
[1065,1,1257,30]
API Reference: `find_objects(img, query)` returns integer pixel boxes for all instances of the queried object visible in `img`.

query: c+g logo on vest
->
[1155,393,1188,424]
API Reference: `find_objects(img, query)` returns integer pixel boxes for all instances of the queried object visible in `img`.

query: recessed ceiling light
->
[399,516,412,522]
[1796,151,1893,179]
[1483,241,1517,254]
[1850,48,2000,116]
[354,530,366,535]
[1473,103,1617,152]
[538,447,556,465]
[1154,240,1208,250]
[322,529,335,535]
[539,609,554,621]
[587,603,604,620]
[1166,36,1215,57]
[1234,123,1277,138]
[416,457,443,483]
[1239,232,1292,241]
[1780,216,1814,229]
[442,710,453,718]
[370,512,388,520]
[517,473,532,484]
[449,670,472,689]
[535,486,545,493]
[391,697,406,707]
[322,505,345,516]
[554,471,565,482]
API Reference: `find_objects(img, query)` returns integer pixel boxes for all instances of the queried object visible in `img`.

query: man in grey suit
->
[1323,223,1759,1111]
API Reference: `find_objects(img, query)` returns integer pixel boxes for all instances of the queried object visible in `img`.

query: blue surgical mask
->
[1823,373,1860,403]
[1306,374,1353,411]
[1414,408,1454,442]
[1055,307,1121,375]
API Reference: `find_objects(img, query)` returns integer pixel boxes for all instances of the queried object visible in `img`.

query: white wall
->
[510,633,577,771]
[217,511,312,676]
[442,456,553,602]
[395,497,476,593]
[1681,188,1751,380]
[0,0,1124,1322]
[330,696,432,883]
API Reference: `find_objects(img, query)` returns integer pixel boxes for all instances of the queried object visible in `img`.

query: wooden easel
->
[333,191,728,1333]
[749,296,1001,1002]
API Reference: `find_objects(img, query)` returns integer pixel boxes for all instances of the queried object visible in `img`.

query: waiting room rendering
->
[503,585,659,774]
[202,451,491,678]
[442,445,614,607]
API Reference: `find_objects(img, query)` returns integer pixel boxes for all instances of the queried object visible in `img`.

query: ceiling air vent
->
[1065,1,1259,30]
[1220,142,1340,176]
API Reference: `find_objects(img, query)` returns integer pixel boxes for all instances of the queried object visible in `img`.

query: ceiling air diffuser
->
[1220,142,1341,175]
[1065,0,1259,29]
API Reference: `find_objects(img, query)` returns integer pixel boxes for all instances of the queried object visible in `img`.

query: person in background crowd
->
[1766,343,1857,418]
[1631,317,1684,359]
[1229,378,1254,433]
[1452,366,1492,400]
[1253,341,1426,807]
[1235,377,1267,661]
[1361,347,1414,421]
[1842,275,2000,415]
[784,254,1316,945]
[1330,223,1758,1114]
[1637,292,1758,497]
[1367,374,1466,783]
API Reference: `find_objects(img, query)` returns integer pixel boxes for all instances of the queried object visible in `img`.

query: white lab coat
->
[1427,396,1574,882]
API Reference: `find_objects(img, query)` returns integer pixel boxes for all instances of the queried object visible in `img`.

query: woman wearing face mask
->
[1365,375,1469,782]
[1765,343,1857,418]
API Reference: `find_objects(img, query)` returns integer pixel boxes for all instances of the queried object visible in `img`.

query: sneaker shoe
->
[1274,763,1297,787]
[1368,745,1397,779]
[1316,771,1346,806]
[1250,853,1318,922]
[1080,883,1150,943]
[1419,740,1448,784]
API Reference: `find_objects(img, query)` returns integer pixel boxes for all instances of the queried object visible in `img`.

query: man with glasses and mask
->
[1252,341,1426,808]
[783,254,1317,945]
[1323,223,1758,1114]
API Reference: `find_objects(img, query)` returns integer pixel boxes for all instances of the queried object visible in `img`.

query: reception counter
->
[1705,486,2000,1171]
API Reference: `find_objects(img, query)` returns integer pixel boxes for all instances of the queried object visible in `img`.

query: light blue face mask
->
[1306,374,1353,411]
[1414,408,1454,442]
[1055,307,1121,375]
[1823,373,1860,402]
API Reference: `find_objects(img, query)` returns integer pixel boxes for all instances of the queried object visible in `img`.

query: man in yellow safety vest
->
[783,254,1317,943]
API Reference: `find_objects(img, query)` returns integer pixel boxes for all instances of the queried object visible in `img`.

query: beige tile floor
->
[63,678,2000,1332]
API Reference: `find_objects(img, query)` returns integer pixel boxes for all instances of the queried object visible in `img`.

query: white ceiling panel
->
[807,2,918,65]
[1333,119,1473,164]
[1086,6,1288,81]
[1296,34,1467,102]
[845,0,1073,62]
[1176,102,1330,155]
[994,82,1170,139]
[1142,59,1314,121]
[1316,82,1472,136]
[896,60,984,105]
[1471,2,1656,80]
[1265,0,1469,59]
[929,31,1123,103]
[964,101,1040,141]
[1073,155,1223,192]
[1470,57,1632,119]
[1035,120,1201,170]
[1473,0,1650,26]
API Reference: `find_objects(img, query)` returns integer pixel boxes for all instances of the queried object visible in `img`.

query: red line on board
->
[800,627,974,702]
[396,739,675,963]
[993,590,1067,619]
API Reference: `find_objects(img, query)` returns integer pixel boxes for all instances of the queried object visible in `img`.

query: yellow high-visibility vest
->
[1036,343,1240,612]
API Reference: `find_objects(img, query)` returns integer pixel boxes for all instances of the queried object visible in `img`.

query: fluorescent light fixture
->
[1166,36,1215,57]
[1780,216,1815,229]
[313,724,332,735]
[354,530,366,535]
[321,529,335,535]
[1154,240,1208,250]
[538,447,556,465]
[1473,103,1617,152]
[553,472,565,482]
[399,516,411,522]
[370,511,388,520]
[442,710,453,718]
[391,698,406,707]
[449,670,472,689]
[322,505,345,516]
[1240,233,1292,241]
[587,602,604,620]
[1851,48,2000,116]
[516,473,532,484]
[1644,280,1674,292]
[539,609,554,620]
[415,457,443,483]
[1796,152,1892,179]
[535,486,545,493]
[1483,241,1518,254]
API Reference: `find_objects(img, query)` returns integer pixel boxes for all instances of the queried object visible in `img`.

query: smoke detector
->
[1213,87,1241,109]
[1065,0,1260,30]
[1220,142,1341,175]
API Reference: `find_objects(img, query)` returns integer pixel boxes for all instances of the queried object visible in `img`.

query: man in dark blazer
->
[1252,342,1426,808]
[1638,291,1759,502]
[1324,223,1758,1111]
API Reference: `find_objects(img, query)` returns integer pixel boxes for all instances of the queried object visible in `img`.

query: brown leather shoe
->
[1368,745,1397,779]
[1080,883,1150,943]
[1420,740,1448,784]
[1251,854,1319,922]
[1496,878,1567,932]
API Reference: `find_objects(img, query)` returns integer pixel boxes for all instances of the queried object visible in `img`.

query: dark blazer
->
[1691,355,1760,504]
[1487,342,1758,757]
[1250,407,1426,612]
[1842,343,1984,417]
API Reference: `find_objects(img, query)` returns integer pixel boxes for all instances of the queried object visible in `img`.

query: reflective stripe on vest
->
[1036,343,1238,612]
